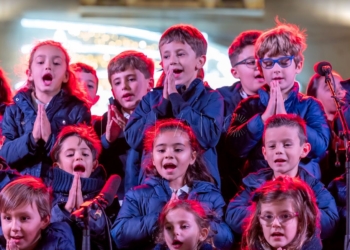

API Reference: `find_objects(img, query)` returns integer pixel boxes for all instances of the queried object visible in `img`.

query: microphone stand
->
[76,201,91,250]
[325,72,350,250]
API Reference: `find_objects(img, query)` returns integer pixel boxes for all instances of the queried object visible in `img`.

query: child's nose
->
[10,220,20,231]
[271,217,282,227]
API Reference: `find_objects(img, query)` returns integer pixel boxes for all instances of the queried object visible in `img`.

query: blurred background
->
[0,0,349,115]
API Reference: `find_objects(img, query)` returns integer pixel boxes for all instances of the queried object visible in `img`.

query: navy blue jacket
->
[225,167,339,239]
[0,159,20,191]
[0,89,91,177]
[249,233,322,250]
[216,82,247,202]
[125,78,224,186]
[48,167,115,250]
[0,222,76,250]
[328,174,346,222]
[154,243,215,250]
[111,176,233,250]
[226,82,330,178]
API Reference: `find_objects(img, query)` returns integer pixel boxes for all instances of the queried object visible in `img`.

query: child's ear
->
[295,60,303,74]
[300,142,311,158]
[231,67,240,79]
[195,55,206,71]
[262,146,268,161]
[190,151,197,165]
[63,71,69,83]
[93,160,99,170]
[40,215,50,230]
[148,77,154,90]
[199,227,209,242]
[27,69,33,81]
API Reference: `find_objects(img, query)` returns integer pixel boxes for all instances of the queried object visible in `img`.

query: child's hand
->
[163,73,169,100]
[65,173,79,213]
[275,83,287,115]
[40,104,51,143]
[261,81,277,123]
[6,239,19,250]
[166,67,177,95]
[32,107,41,143]
[76,174,84,209]
[105,105,125,143]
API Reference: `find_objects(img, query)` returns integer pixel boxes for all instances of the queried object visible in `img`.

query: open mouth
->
[173,69,183,74]
[122,93,134,99]
[163,163,176,170]
[172,239,183,248]
[73,165,86,173]
[271,232,284,237]
[255,74,264,79]
[42,73,53,85]
[274,159,286,163]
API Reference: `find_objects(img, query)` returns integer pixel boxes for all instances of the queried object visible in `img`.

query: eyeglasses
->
[259,55,295,69]
[233,58,257,69]
[259,212,298,225]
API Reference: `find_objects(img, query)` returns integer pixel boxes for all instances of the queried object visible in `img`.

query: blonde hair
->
[255,18,307,66]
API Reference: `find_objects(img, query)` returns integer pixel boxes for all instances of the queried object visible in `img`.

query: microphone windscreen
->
[313,61,332,76]
[100,174,121,206]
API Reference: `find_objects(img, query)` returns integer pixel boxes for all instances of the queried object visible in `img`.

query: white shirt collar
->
[170,184,190,196]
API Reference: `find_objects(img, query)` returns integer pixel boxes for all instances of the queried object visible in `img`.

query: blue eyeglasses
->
[259,211,298,225]
[259,55,295,69]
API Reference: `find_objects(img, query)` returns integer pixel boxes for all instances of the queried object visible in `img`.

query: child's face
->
[1,203,50,250]
[28,45,68,97]
[316,74,346,116]
[76,71,99,105]
[231,45,264,95]
[152,130,196,190]
[57,136,97,178]
[259,199,298,249]
[111,67,152,114]
[262,126,310,177]
[160,41,205,88]
[260,54,303,98]
[164,208,208,250]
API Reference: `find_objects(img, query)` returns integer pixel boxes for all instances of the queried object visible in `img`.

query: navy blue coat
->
[225,167,339,240]
[226,82,330,178]
[0,222,76,250]
[0,159,20,191]
[328,174,346,222]
[48,167,115,250]
[124,78,224,186]
[0,89,91,177]
[111,176,233,250]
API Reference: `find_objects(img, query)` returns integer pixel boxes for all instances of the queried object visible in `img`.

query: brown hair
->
[263,114,307,145]
[241,176,319,250]
[24,40,90,105]
[144,119,215,186]
[228,30,262,66]
[50,124,102,162]
[0,176,52,220]
[255,18,307,67]
[70,62,99,92]
[0,67,13,105]
[107,50,154,85]
[157,199,215,249]
[159,24,207,57]
[306,71,342,98]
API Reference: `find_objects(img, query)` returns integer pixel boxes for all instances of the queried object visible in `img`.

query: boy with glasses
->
[225,114,338,240]
[217,30,263,202]
[226,20,330,179]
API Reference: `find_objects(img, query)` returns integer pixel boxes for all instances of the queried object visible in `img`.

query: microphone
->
[71,174,121,221]
[313,61,332,76]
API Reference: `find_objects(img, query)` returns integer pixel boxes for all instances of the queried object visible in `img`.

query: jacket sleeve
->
[327,176,346,221]
[313,180,339,239]
[207,192,234,250]
[44,222,76,250]
[0,107,38,168]
[76,104,92,126]
[226,100,264,157]
[51,203,107,240]
[225,185,253,235]
[304,99,331,158]
[168,91,223,149]
[125,94,169,151]
[110,190,162,249]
